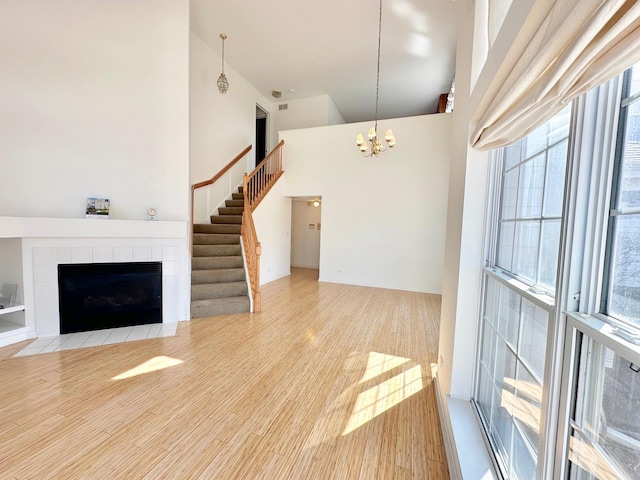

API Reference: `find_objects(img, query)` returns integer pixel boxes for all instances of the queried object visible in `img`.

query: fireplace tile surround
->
[0,217,190,343]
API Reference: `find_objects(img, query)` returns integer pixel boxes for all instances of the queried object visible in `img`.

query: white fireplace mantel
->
[0,216,187,239]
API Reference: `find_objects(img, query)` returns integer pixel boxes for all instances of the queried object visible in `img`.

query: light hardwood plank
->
[0,267,448,479]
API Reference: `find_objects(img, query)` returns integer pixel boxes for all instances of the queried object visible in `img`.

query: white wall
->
[327,99,346,126]
[275,95,345,132]
[0,0,190,221]
[438,0,538,404]
[279,114,451,294]
[190,31,276,187]
[291,200,322,269]
[252,178,292,285]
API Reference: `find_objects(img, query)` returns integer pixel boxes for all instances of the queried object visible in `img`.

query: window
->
[475,108,571,479]
[563,64,640,480]
[473,61,640,480]
[471,55,640,480]
[477,277,549,478]
[603,68,640,326]
[497,107,571,292]
[567,324,640,479]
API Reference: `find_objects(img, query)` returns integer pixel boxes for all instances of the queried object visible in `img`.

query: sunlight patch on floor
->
[343,361,423,435]
[359,351,411,384]
[111,355,184,380]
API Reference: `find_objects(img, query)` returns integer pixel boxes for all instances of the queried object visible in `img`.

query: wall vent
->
[279,103,288,111]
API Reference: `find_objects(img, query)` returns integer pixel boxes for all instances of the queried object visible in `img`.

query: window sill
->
[435,377,499,480]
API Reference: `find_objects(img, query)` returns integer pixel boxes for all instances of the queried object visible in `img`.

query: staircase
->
[191,187,250,318]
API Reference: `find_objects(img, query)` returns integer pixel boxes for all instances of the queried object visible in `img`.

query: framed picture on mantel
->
[85,197,110,219]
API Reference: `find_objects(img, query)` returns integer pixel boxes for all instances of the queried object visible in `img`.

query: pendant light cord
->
[221,36,225,74]
[374,0,382,133]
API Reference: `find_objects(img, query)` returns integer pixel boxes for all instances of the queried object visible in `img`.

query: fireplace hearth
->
[58,262,162,334]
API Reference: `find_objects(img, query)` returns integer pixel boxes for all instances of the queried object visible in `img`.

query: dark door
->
[256,117,266,168]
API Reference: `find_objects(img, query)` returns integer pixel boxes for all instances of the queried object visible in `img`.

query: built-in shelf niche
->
[0,237,26,345]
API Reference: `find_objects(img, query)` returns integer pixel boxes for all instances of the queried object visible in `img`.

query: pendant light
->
[217,34,229,94]
[355,0,396,156]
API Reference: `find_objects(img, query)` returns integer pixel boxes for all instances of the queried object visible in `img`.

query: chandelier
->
[356,0,396,156]
[217,34,229,94]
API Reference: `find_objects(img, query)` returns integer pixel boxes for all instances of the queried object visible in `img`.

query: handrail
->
[242,140,285,313]
[190,145,252,256]
[192,145,252,191]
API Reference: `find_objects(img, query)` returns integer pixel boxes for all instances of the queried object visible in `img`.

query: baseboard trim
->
[434,376,464,480]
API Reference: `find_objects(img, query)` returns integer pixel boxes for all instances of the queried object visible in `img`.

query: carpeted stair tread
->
[211,215,243,224]
[191,296,250,318]
[193,224,241,235]
[218,207,244,215]
[190,186,251,319]
[191,282,248,300]
[193,244,241,257]
[192,233,239,245]
[192,256,243,270]
[192,268,246,284]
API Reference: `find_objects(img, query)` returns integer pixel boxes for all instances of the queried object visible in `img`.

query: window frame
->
[474,109,573,479]
[600,68,640,327]
[473,69,640,480]
[557,312,640,479]
[475,64,640,480]
[553,72,638,478]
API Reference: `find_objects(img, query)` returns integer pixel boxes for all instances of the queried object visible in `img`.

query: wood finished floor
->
[0,268,448,479]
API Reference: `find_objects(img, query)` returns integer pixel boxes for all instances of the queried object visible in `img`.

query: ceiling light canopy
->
[356,0,396,157]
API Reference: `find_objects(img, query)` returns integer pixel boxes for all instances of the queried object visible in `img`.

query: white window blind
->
[472,0,640,150]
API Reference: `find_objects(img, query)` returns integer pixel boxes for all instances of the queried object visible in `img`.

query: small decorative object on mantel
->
[147,208,158,221]
[85,197,110,219]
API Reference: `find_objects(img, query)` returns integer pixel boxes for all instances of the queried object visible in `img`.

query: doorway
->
[290,197,322,273]
[255,105,268,168]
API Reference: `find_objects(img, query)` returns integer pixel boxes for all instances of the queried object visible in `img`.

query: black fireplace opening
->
[58,262,162,334]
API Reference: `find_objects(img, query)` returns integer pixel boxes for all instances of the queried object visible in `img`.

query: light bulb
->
[368,127,376,140]
[356,134,364,146]
[385,129,393,141]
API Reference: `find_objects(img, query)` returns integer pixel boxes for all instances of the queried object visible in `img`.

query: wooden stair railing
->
[242,140,285,313]
[190,145,252,255]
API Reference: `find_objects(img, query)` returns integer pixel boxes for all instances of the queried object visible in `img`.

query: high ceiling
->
[190,0,457,124]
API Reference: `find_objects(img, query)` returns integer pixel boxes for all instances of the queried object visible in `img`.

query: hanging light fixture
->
[217,34,229,94]
[356,0,396,157]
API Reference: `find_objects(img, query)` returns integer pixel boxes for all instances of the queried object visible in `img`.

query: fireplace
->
[58,262,162,334]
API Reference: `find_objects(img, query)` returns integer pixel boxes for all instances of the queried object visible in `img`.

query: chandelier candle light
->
[356,0,396,157]
[217,33,229,94]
